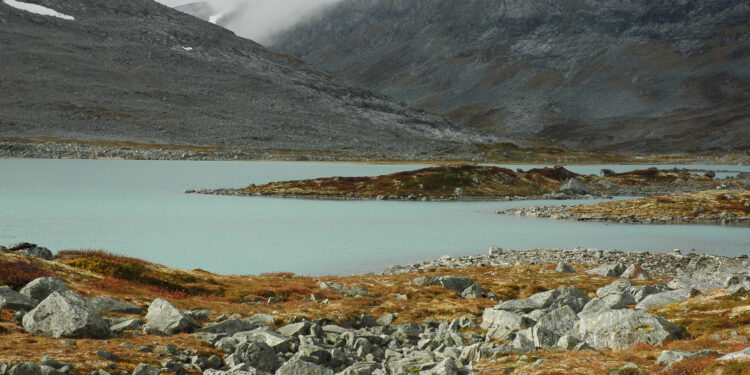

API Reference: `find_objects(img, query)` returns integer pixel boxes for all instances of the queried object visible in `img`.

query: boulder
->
[0,286,39,311]
[376,313,397,327]
[143,298,200,335]
[460,284,483,299]
[275,358,333,375]
[316,281,368,297]
[625,285,666,303]
[655,350,718,366]
[556,335,580,350]
[725,272,750,294]
[110,318,143,333]
[536,305,579,336]
[17,247,54,261]
[131,364,159,375]
[496,286,589,314]
[554,262,576,273]
[337,362,386,375]
[88,296,141,314]
[586,263,626,277]
[196,319,257,335]
[422,358,458,375]
[559,178,590,195]
[9,362,42,375]
[620,264,651,280]
[7,243,36,251]
[19,277,68,302]
[231,341,279,373]
[580,294,634,314]
[717,347,750,361]
[635,289,694,310]
[481,309,533,330]
[411,276,475,293]
[233,328,290,352]
[596,279,633,298]
[572,309,681,350]
[277,322,310,337]
[22,290,111,339]
[600,169,615,177]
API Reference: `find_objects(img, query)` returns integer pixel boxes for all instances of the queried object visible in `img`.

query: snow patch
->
[3,0,74,20]
[208,13,222,24]
[181,46,193,51]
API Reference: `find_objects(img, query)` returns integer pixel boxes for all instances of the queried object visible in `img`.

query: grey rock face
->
[620,264,652,280]
[275,358,333,375]
[586,263,627,277]
[20,277,68,302]
[559,179,590,195]
[411,276,475,293]
[88,296,141,314]
[273,0,750,153]
[110,318,143,333]
[596,279,633,298]
[536,305,579,337]
[573,309,681,350]
[460,284,483,299]
[635,289,694,310]
[717,347,750,361]
[655,350,718,366]
[7,243,35,251]
[231,341,280,373]
[17,247,54,261]
[0,286,39,311]
[337,362,386,375]
[144,298,200,335]
[422,358,458,375]
[496,286,589,314]
[22,290,111,339]
[725,272,750,294]
[481,309,533,330]
[9,362,42,375]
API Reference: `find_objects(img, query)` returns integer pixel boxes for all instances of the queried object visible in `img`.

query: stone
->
[625,285,664,303]
[554,262,576,273]
[131,364,159,375]
[481,309,533,330]
[725,272,750,294]
[376,313,397,327]
[655,350,717,366]
[231,341,279,373]
[620,264,651,280]
[0,286,39,311]
[496,286,589,314]
[559,178,590,195]
[411,276,475,293]
[596,279,633,298]
[17,247,54,261]
[608,363,643,375]
[110,319,143,333]
[144,298,200,335]
[20,277,68,302]
[337,362,386,375]
[488,246,503,256]
[277,322,310,337]
[600,169,615,177]
[316,281,368,297]
[454,187,466,197]
[422,358,458,375]
[196,319,257,335]
[359,314,377,328]
[536,305,579,336]
[88,296,141,314]
[717,347,750,361]
[460,284,483,299]
[556,335,580,350]
[512,332,535,352]
[9,363,42,375]
[572,309,681,350]
[7,243,35,251]
[586,263,627,277]
[275,358,333,375]
[22,290,111,339]
[635,289,694,310]
[233,328,290,352]
[580,294,634,314]
[96,350,120,362]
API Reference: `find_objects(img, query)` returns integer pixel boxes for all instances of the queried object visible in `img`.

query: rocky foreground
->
[1,243,749,374]
[192,165,739,201]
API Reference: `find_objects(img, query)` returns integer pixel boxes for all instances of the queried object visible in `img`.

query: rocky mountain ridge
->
[0,0,490,158]
[270,0,750,153]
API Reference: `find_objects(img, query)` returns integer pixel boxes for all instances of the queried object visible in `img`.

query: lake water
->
[1,159,748,275]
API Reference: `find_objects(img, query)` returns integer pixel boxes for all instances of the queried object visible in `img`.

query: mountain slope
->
[272,0,750,153]
[0,0,490,157]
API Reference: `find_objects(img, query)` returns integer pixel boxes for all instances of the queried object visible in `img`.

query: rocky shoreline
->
[1,244,749,374]
[496,205,750,225]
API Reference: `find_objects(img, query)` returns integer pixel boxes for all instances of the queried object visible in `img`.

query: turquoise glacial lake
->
[0,159,748,275]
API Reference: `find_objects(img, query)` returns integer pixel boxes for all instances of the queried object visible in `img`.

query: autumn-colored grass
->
[572,189,750,218]
[0,257,54,289]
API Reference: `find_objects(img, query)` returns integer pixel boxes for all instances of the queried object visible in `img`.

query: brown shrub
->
[0,257,53,289]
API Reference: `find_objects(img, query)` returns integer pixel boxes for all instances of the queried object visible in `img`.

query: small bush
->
[0,257,53,289]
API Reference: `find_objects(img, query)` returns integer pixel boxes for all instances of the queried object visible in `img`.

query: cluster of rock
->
[0,141,483,163]
[386,247,749,280]
[1,242,54,261]
[497,205,750,225]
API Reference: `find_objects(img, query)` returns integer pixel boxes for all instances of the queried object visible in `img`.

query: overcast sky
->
[155,0,342,44]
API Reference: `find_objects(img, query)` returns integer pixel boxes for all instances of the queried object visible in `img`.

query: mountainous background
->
[266,0,750,153]
[0,0,488,158]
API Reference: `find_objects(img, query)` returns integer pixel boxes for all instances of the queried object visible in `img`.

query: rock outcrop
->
[22,290,111,339]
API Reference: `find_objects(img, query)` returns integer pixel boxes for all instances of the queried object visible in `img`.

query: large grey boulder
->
[277,322,310,337]
[22,290,111,339]
[586,263,627,277]
[495,286,589,313]
[275,358,332,375]
[559,178,590,195]
[536,305,579,337]
[625,285,666,303]
[233,328,291,352]
[596,279,633,298]
[422,358,458,375]
[573,309,681,350]
[460,284,483,299]
[196,319,257,336]
[0,286,39,311]
[17,247,54,261]
[316,281,368,297]
[7,243,36,251]
[231,341,280,373]
[668,263,749,291]
[635,289,694,310]
[580,294,634,314]
[655,350,718,366]
[9,362,42,375]
[411,276,475,293]
[337,362,386,375]
[144,298,200,335]
[20,277,68,302]
[481,309,533,330]
[717,347,750,361]
[131,364,160,375]
[620,264,652,280]
[555,262,576,273]
[88,296,141,314]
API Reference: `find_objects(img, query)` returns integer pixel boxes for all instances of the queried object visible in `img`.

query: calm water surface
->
[1,159,747,275]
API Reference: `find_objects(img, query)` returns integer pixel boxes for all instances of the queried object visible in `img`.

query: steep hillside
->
[0,0,490,157]
[272,0,750,153]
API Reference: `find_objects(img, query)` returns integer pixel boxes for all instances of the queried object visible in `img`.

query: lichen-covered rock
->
[131,364,159,375]
[22,290,111,339]
[144,298,200,335]
[338,362,387,375]
[496,286,590,314]
[17,247,54,261]
[275,358,332,375]
[559,178,590,195]
[725,273,750,294]
[20,277,68,302]
[555,262,576,273]
[231,341,280,373]
[586,263,627,277]
[411,276,475,293]
[597,279,633,298]
[635,289,694,310]
[620,264,652,280]
[196,319,257,335]
[536,305,579,336]
[9,362,42,375]
[573,309,681,350]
